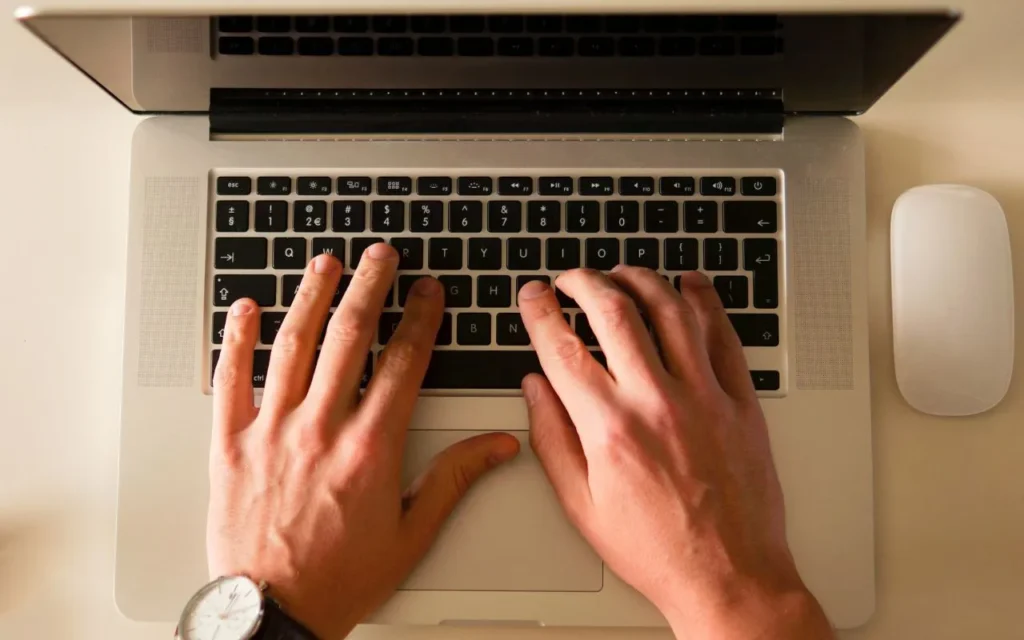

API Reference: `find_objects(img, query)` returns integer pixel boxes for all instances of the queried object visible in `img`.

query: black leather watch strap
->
[253,597,319,640]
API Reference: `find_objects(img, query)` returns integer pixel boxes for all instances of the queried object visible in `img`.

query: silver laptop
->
[20,5,957,629]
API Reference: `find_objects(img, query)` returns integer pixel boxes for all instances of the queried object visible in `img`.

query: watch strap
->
[253,597,319,640]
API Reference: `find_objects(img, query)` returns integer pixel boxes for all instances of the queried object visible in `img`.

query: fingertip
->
[312,252,341,275]
[487,434,522,466]
[230,298,256,317]
[518,279,550,302]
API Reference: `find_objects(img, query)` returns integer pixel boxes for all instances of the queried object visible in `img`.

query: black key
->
[253,201,287,232]
[258,37,294,55]
[643,15,680,33]
[378,37,414,55]
[260,312,287,345]
[714,276,749,309]
[429,238,463,270]
[417,177,453,196]
[684,201,719,233]
[664,238,699,271]
[378,177,412,196]
[496,313,531,346]
[528,201,561,233]
[436,313,454,346]
[579,177,614,196]
[700,177,737,196]
[556,290,579,309]
[217,177,251,195]
[752,268,779,310]
[498,38,533,56]
[740,176,778,196]
[516,275,551,296]
[391,237,424,270]
[410,201,444,233]
[219,37,255,55]
[213,275,276,307]
[215,238,268,269]
[257,176,292,195]
[644,201,679,232]
[566,15,603,33]
[373,15,408,32]
[450,15,486,33]
[578,36,614,56]
[449,201,483,233]
[498,177,533,195]
[274,238,307,269]
[256,16,291,33]
[527,15,563,32]
[488,201,523,233]
[751,370,781,391]
[332,201,366,232]
[212,312,227,344]
[724,201,778,234]
[700,36,736,56]
[468,238,501,270]
[575,314,600,346]
[216,201,250,232]
[294,202,328,232]
[619,36,656,56]
[744,239,779,309]
[337,177,372,195]
[211,350,271,388]
[422,350,545,389]
[539,177,573,196]
[350,237,385,268]
[660,36,696,56]
[704,238,739,271]
[411,16,447,33]
[295,16,330,32]
[620,177,655,196]
[606,201,640,233]
[539,37,574,56]
[297,177,332,196]
[477,276,512,308]
[566,201,601,233]
[586,238,620,270]
[728,314,780,347]
[457,177,493,196]
[312,238,345,263]
[660,177,695,196]
[625,239,659,269]
[371,201,406,233]
[490,15,524,32]
[334,16,369,32]
[438,275,472,307]
[681,16,720,32]
[722,15,779,31]
[338,37,374,55]
[378,312,403,344]
[547,238,581,270]
[507,238,541,271]
[740,36,778,56]
[607,15,642,33]
[457,37,494,56]
[419,37,455,56]
[457,314,492,346]
[218,16,254,33]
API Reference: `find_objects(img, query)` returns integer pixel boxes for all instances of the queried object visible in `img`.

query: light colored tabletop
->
[1,1,1022,638]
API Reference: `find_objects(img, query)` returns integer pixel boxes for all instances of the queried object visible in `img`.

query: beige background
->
[1,0,1022,638]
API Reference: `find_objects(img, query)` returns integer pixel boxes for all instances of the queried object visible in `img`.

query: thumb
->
[401,432,520,554]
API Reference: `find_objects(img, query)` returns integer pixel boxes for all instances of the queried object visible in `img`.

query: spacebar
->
[422,350,543,390]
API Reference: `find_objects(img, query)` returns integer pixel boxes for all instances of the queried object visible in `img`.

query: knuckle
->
[381,338,428,371]
[593,291,636,329]
[213,359,244,388]
[272,328,306,356]
[324,314,365,348]
[450,463,475,499]
[551,335,589,364]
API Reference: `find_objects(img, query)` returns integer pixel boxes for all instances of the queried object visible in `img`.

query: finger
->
[359,277,444,441]
[517,279,615,420]
[678,272,757,402]
[554,269,666,386]
[262,254,342,416]
[213,300,260,442]
[608,266,717,385]
[400,433,521,559]
[523,375,592,523]
[307,242,398,418]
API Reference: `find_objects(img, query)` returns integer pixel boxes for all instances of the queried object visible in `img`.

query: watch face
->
[178,576,263,640]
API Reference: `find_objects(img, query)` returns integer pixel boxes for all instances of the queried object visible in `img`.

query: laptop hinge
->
[209,88,784,137]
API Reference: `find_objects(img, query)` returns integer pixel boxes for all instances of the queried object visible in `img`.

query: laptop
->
[19,4,957,629]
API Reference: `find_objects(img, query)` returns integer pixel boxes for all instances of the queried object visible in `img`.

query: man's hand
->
[518,268,834,640]
[209,247,520,639]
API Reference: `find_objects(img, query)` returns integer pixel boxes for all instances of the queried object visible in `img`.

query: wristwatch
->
[175,576,319,640]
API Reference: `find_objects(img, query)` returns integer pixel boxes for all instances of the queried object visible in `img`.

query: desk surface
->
[1,1,1022,638]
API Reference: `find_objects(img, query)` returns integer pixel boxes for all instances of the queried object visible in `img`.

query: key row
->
[213,236,779,278]
[216,176,777,198]
[215,199,778,234]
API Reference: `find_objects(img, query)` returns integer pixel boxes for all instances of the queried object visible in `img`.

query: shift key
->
[213,275,276,307]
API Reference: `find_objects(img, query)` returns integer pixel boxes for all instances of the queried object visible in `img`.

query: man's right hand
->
[518,268,835,640]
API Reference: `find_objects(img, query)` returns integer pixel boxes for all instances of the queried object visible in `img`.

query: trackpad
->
[400,431,603,592]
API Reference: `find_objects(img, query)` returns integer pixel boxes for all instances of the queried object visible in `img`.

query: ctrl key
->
[211,350,271,388]
[213,275,276,307]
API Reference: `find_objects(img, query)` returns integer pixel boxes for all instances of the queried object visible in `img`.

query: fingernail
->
[519,280,549,300]
[313,253,338,274]
[487,437,521,466]
[411,277,441,297]
[231,300,254,316]
[611,264,627,273]
[368,242,395,260]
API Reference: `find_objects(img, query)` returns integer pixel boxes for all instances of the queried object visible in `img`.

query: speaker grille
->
[146,19,202,54]
[138,178,200,387]
[791,178,854,390]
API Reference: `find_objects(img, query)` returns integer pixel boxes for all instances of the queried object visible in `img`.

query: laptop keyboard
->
[209,172,783,394]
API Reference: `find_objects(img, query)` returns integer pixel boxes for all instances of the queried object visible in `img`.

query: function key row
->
[216,175,778,197]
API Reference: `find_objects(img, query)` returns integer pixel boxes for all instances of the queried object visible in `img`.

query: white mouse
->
[891,185,1014,416]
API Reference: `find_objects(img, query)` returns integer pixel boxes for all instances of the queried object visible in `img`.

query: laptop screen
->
[20,10,958,116]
